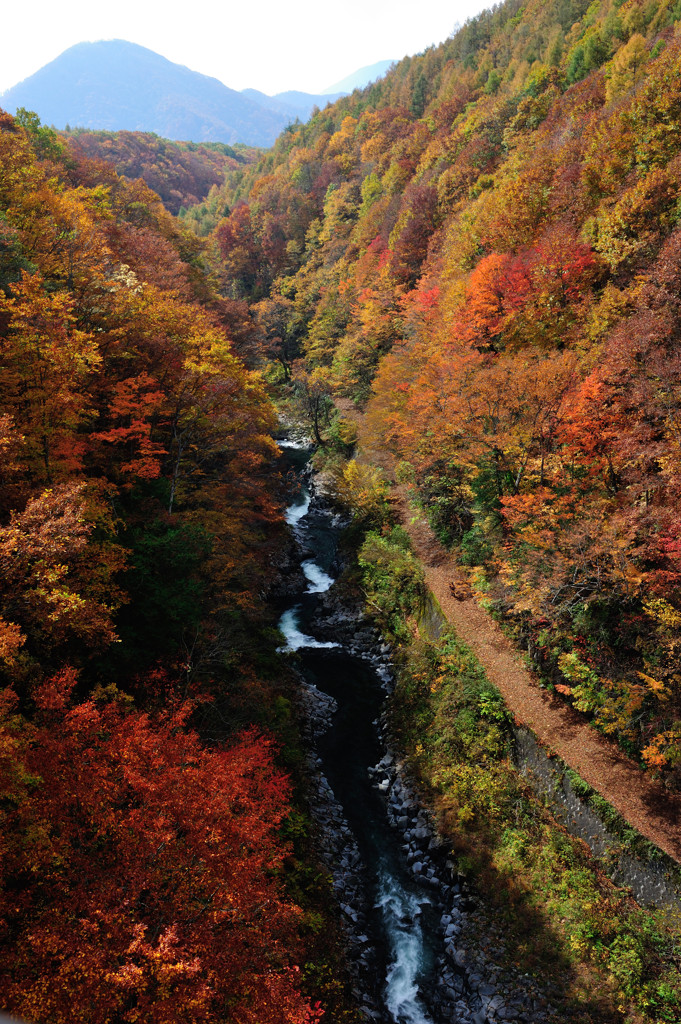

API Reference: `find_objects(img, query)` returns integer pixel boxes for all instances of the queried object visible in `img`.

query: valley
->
[1,0,681,1019]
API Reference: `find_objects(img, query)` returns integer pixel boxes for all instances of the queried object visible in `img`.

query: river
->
[276,437,472,1024]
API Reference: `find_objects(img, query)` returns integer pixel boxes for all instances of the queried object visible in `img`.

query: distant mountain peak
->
[0,39,290,147]
[322,59,395,95]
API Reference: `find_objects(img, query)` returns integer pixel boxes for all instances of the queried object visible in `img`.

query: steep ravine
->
[275,437,559,1024]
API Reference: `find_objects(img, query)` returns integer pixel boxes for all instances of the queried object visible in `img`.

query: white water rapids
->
[279,486,339,651]
[277,437,312,450]
[377,871,435,1024]
[302,559,334,594]
[278,606,340,651]
[285,489,311,527]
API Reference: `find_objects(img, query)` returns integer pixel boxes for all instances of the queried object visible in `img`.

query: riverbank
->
[276,440,484,1023]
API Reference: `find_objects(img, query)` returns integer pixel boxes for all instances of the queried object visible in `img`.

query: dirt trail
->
[339,401,681,864]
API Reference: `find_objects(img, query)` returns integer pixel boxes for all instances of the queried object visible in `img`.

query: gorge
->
[3,0,681,1016]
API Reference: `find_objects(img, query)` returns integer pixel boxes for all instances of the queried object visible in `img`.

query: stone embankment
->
[514,726,681,909]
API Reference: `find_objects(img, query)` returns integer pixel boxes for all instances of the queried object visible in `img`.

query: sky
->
[0,0,490,97]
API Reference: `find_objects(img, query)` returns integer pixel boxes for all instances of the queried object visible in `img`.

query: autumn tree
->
[215,202,263,298]
[0,676,321,1024]
[253,295,301,379]
[0,272,101,482]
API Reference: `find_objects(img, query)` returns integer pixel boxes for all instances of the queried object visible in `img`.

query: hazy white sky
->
[1,0,489,96]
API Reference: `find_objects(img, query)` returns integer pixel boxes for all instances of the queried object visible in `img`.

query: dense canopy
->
[0,108,320,1023]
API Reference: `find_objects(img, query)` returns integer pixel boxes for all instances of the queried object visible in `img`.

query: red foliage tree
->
[0,675,321,1024]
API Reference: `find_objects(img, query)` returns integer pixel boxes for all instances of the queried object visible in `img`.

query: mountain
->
[0,40,292,146]
[322,59,395,94]
[241,88,346,122]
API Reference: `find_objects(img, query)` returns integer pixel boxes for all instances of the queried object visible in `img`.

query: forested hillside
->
[66,128,253,215]
[205,0,681,790]
[0,110,324,1023]
[4,0,681,1018]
